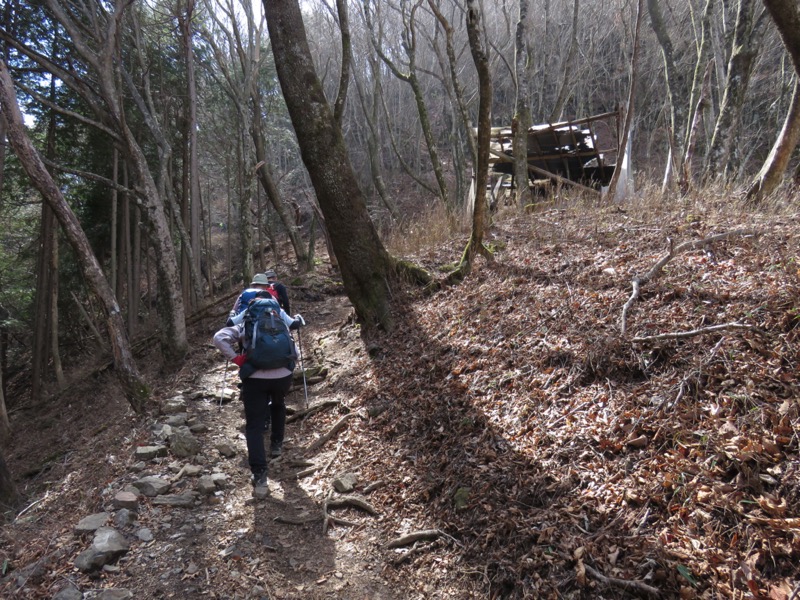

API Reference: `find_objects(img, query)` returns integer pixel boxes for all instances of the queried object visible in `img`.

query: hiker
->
[213,299,306,496]
[226,273,278,326]
[264,269,291,313]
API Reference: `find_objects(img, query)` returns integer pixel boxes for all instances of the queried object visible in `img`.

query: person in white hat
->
[226,273,277,326]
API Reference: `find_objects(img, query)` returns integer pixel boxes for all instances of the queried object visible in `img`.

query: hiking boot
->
[252,470,268,499]
[270,441,283,458]
[253,469,267,488]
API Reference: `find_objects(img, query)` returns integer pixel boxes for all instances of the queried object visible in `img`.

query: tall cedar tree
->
[0,60,149,412]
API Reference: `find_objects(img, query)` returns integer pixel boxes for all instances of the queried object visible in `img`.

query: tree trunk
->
[0,60,149,412]
[647,0,688,192]
[352,54,398,219]
[427,0,476,210]
[31,200,56,403]
[0,304,9,439]
[513,0,532,208]
[264,0,394,331]
[333,0,351,127]
[549,0,580,123]
[761,0,800,76]
[110,149,118,293]
[0,448,18,512]
[50,226,65,388]
[182,0,203,307]
[250,91,310,267]
[0,109,5,203]
[606,0,644,203]
[682,0,714,160]
[365,0,450,210]
[460,0,492,272]
[38,0,187,361]
[747,80,800,200]
[236,123,254,285]
[704,0,765,179]
[682,61,714,192]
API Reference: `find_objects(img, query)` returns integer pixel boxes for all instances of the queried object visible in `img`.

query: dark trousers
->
[241,376,292,474]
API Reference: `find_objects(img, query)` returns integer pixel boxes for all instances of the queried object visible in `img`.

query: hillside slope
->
[1,202,799,599]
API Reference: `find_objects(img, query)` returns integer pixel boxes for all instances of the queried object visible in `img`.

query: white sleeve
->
[213,326,241,360]
[279,309,295,328]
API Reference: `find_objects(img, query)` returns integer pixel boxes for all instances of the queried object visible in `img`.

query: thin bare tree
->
[606,0,645,203]
[363,0,451,210]
[513,0,532,208]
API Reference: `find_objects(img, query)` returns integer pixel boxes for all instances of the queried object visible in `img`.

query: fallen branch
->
[620,229,757,335]
[582,561,661,598]
[286,399,340,423]
[295,464,322,478]
[386,529,444,549]
[557,551,661,598]
[632,322,767,343]
[305,413,357,452]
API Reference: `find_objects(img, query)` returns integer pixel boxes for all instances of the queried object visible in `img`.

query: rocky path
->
[42,295,410,600]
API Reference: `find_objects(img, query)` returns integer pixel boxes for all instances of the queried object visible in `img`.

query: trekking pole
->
[294,330,309,410]
[217,359,230,412]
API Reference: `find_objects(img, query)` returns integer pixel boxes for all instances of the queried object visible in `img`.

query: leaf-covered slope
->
[341,209,800,598]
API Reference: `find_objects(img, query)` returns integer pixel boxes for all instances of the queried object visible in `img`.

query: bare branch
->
[632,322,767,343]
[41,157,140,197]
[620,229,758,335]
[13,80,121,143]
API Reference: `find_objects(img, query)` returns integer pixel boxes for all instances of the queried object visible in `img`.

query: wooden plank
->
[489,149,601,197]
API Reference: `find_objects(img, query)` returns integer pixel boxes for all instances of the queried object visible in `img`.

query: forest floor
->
[1,196,799,600]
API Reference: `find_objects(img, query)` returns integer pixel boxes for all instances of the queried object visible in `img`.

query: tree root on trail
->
[391,257,433,286]
[582,561,661,598]
[363,480,385,494]
[274,514,322,525]
[286,399,340,423]
[386,529,444,549]
[295,447,339,478]
[295,464,322,478]
[322,491,377,534]
[326,495,378,515]
[292,365,328,384]
[389,540,440,566]
[305,413,358,452]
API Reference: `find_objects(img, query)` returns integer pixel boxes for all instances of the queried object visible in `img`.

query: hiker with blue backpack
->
[213,295,306,497]
[227,273,280,326]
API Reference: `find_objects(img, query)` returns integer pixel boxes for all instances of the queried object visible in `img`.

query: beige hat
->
[264,270,277,279]
[250,273,269,286]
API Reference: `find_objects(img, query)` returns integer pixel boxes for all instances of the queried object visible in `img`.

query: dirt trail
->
[1,292,421,599]
[184,293,404,600]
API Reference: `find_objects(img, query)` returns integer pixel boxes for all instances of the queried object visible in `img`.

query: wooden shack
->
[475,110,621,206]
